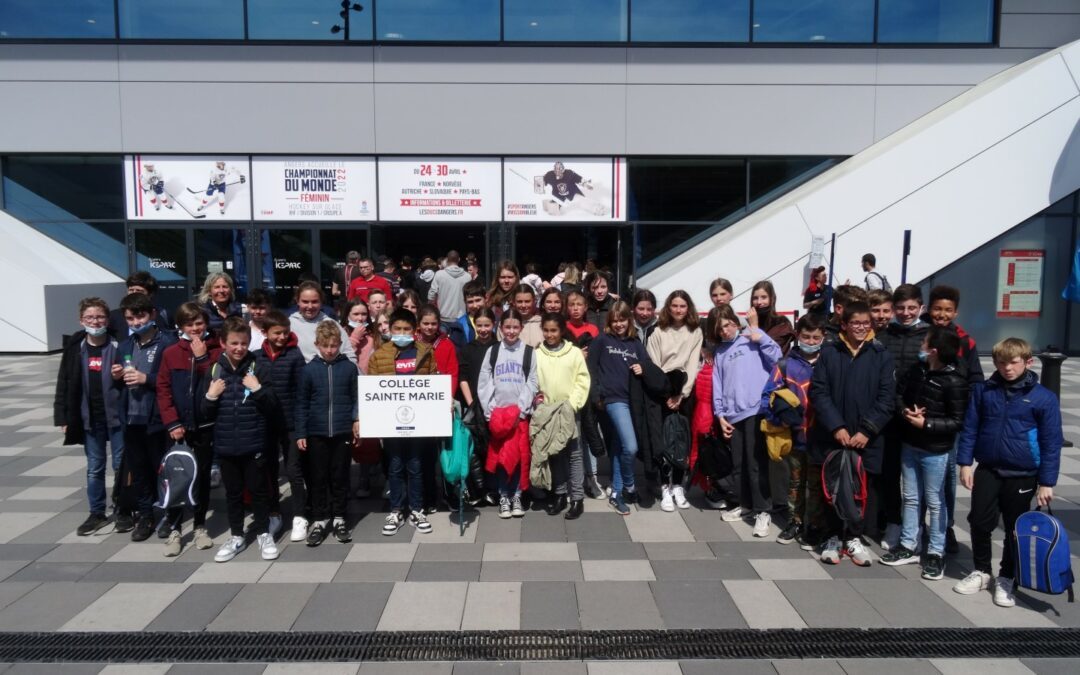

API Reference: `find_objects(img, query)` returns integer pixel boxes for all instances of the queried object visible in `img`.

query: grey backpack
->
[156,444,198,510]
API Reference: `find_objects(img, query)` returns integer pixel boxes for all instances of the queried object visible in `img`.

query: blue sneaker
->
[609,492,630,516]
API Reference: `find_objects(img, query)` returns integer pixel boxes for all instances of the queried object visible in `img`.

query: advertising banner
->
[358,374,453,438]
[378,158,501,221]
[125,155,251,220]
[997,249,1044,318]
[252,157,376,221]
[503,157,626,221]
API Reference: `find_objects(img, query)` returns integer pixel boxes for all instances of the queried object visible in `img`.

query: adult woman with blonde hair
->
[197,272,242,333]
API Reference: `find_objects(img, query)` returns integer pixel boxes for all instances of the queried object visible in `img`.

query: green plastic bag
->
[440,410,474,536]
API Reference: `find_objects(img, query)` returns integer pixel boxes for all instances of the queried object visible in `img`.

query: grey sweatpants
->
[551,437,585,501]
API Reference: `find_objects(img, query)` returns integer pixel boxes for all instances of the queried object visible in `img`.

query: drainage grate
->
[1,629,1079,662]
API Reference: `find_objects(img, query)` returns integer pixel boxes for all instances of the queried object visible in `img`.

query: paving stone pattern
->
[1,355,1079,672]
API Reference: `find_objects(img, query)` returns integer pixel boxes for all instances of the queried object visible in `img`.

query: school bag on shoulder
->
[865,271,892,292]
[156,443,198,510]
[660,412,691,472]
[487,342,533,378]
[1014,506,1075,602]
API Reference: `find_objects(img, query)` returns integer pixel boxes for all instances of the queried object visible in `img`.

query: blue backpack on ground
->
[1014,506,1074,602]
[156,443,199,510]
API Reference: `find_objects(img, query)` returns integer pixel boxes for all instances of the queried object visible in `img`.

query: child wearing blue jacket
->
[953,337,1063,608]
[296,322,360,546]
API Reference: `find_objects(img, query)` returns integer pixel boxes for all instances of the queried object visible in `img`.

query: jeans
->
[604,402,638,494]
[580,419,598,476]
[551,437,584,501]
[83,422,123,515]
[945,444,958,528]
[385,439,423,513]
[496,467,521,498]
[900,444,948,556]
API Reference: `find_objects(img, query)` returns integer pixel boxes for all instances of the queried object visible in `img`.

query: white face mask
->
[82,324,108,337]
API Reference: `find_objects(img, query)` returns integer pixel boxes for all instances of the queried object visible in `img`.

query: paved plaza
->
[0,354,1078,672]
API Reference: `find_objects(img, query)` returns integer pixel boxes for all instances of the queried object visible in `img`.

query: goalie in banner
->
[535,162,610,217]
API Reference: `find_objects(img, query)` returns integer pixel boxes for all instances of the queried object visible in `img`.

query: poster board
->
[996,249,1044,318]
[503,157,626,221]
[358,374,452,438]
[377,158,501,221]
[125,155,251,220]
[252,157,376,221]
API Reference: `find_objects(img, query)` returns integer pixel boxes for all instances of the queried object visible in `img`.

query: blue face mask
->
[798,341,822,354]
[130,320,156,336]
[918,350,930,363]
[179,330,209,342]
[390,334,414,348]
[82,324,108,338]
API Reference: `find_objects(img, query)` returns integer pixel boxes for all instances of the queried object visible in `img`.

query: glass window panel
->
[3,155,123,221]
[749,157,835,204]
[630,0,749,42]
[377,0,499,41]
[194,228,250,298]
[119,0,244,39]
[628,158,746,222]
[258,229,315,307]
[0,0,115,39]
[25,222,127,276]
[504,0,628,42]
[878,0,993,44]
[636,224,710,269]
[320,228,370,301]
[133,228,190,312]
[752,0,874,43]
[248,0,371,40]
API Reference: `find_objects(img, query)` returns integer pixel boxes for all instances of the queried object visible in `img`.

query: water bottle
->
[123,355,136,388]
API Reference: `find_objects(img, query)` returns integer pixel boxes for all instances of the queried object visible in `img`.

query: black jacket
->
[809,336,895,473]
[627,359,672,476]
[587,295,615,331]
[879,320,929,399]
[54,331,121,446]
[460,337,497,403]
[200,352,280,456]
[899,362,970,453]
[296,353,358,439]
[254,334,305,433]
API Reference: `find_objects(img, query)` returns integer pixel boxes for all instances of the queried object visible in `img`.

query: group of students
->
[53,259,1063,610]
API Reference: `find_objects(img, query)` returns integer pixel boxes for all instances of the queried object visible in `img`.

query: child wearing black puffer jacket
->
[879,326,968,581]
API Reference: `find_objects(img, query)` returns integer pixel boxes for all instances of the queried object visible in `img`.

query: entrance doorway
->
[513,224,633,295]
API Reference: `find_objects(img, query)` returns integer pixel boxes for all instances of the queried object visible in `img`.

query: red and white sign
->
[377,158,501,221]
[997,249,1044,318]
[124,155,252,221]
[252,157,376,221]
[503,158,626,221]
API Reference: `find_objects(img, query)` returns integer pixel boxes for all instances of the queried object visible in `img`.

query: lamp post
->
[331,0,363,40]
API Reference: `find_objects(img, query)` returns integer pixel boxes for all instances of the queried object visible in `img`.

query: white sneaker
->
[660,485,675,512]
[881,522,901,551]
[993,576,1016,607]
[721,506,747,522]
[846,538,873,567]
[268,515,282,539]
[953,570,992,595]
[820,536,842,565]
[214,535,245,563]
[257,532,279,561]
[382,511,405,536]
[290,516,309,542]
[163,529,182,557]
[671,485,690,510]
[752,512,772,538]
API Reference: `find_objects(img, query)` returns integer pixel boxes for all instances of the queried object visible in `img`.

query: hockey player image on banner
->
[124,155,252,221]
[503,158,627,222]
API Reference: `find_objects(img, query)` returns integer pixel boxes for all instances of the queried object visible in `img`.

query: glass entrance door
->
[194,228,252,302]
[131,227,190,314]
[513,224,633,296]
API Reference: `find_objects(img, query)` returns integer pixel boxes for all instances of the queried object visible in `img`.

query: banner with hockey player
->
[503,158,627,222]
[252,157,377,221]
[378,158,501,222]
[125,155,252,221]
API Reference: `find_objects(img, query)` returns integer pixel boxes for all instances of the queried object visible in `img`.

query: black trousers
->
[283,431,310,520]
[166,428,214,529]
[421,438,440,510]
[219,452,269,537]
[722,416,771,513]
[969,464,1036,579]
[307,434,352,522]
[122,425,169,517]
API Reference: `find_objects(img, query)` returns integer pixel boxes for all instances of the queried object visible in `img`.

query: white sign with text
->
[358,374,452,438]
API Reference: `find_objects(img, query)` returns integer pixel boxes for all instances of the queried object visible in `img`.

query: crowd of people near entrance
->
[53,249,1063,610]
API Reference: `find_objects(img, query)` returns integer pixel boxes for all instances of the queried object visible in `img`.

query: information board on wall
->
[124,155,252,221]
[252,157,376,221]
[358,374,452,438]
[997,249,1045,318]
[377,158,501,221]
[503,158,626,221]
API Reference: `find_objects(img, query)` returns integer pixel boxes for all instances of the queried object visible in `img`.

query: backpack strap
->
[523,345,533,379]
[777,357,789,383]
[488,342,501,373]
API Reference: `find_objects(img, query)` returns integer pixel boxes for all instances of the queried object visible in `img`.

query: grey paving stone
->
[377,582,468,631]
[166,665,266,675]
[0,560,29,583]
[406,561,482,582]
[0,581,114,631]
[292,582,394,631]
[80,562,201,584]
[350,513,405,543]
[6,562,96,582]
[414,543,485,562]
[37,541,128,563]
[452,664,520,675]
[847,578,973,628]
[642,542,716,560]
[773,660,845,674]
[358,664,453,675]
[709,540,809,559]
[334,562,411,582]
[0,544,56,560]
[650,558,758,580]
[679,661,776,675]
[276,542,352,562]
[474,515,522,544]
[839,659,941,675]
[520,581,579,630]
[520,664,586,675]
[776,580,889,628]
[480,562,583,582]
[575,581,663,629]
[823,559,906,579]
[207,583,317,631]
[576,542,647,560]
[650,579,747,629]
[5,665,105,675]
[145,583,244,631]
[1022,659,1080,675]
[680,509,741,542]
[519,513,568,543]
[564,513,631,542]
[7,512,88,545]
[0,582,39,612]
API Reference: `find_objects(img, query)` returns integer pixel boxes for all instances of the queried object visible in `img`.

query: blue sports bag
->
[1014,506,1074,602]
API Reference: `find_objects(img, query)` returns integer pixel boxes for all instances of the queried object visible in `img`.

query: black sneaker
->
[564,499,584,520]
[332,518,352,543]
[798,527,822,551]
[777,520,801,545]
[879,546,920,566]
[704,489,728,510]
[155,515,174,539]
[113,511,135,533]
[922,554,945,580]
[306,521,327,547]
[76,513,109,537]
[130,514,153,542]
[945,527,959,555]
[623,489,640,505]
[545,494,567,516]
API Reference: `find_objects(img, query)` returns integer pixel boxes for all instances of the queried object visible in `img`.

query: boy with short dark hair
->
[114,292,176,542]
[254,309,306,542]
[953,337,1062,607]
[296,322,359,546]
[824,285,868,343]
[457,280,487,345]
